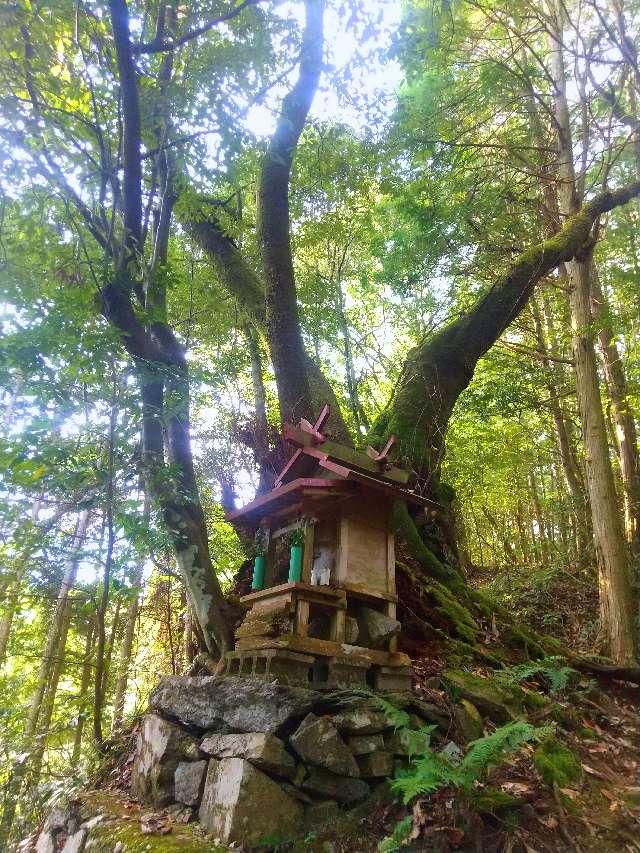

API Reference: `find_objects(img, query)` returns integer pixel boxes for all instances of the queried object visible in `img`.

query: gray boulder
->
[174,760,207,806]
[200,732,295,778]
[131,714,201,805]
[199,757,304,845]
[290,713,359,777]
[357,750,394,777]
[454,699,484,743]
[61,829,87,853]
[150,675,319,733]
[331,707,392,735]
[356,607,400,649]
[300,766,370,803]
[348,734,385,755]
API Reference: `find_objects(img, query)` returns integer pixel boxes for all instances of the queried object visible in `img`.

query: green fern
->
[496,657,576,694]
[392,721,553,804]
[372,695,412,730]
[461,721,553,786]
[378,815,413,852]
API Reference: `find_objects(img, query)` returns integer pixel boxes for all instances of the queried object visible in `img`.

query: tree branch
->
[371,181,640,480]
[136,0,261,54]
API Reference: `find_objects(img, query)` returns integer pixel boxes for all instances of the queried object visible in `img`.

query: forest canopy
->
[1,0,640,846]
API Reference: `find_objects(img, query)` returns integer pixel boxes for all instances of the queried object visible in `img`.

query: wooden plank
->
[302,522,315,584]
[241,581,346,607]
[283,424,410,484]
[235,633,411,668]
[330,608,346,644]
[339,515,388,595]
[294,590,346,610]
[294,599,310,637]
[341,582,398,603]
[247,597,293,616]
[340,644,412,667]
[387,531,396,595]
[228,478,352,522]
[235,634,343,658]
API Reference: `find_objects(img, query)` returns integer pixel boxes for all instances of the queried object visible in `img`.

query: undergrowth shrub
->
[392,720,553,803]
[379,721,554,851]
[495,656,577,693]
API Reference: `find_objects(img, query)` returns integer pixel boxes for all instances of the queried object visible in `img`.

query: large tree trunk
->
[256,0,324,428]
[104,0,234,657]
[567,256,636,662]
[549,0,637,663]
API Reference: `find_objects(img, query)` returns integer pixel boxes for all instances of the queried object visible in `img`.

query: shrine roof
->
[226,406,441,524]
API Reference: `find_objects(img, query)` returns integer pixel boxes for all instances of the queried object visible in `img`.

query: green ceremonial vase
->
[252,554,266,590]
[288,544,303,582]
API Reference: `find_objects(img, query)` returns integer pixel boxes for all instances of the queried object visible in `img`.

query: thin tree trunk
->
[0,498,84,667]
[72,618,96,765]
[29,601,73,787]
[111,565,144,734]
[0,509,89,838]
[183,602,197,669]
[529,470,549,564]
[335,277,368,432]
[590,268,640,551]
[94,375,117,749]
[244,323,275,494]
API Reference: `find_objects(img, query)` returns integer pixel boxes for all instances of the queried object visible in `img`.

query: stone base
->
[225,647,374,690]
[372,665,413,693]
[34,678,449,852]
[225,648,314,685]
[321,656,369,689]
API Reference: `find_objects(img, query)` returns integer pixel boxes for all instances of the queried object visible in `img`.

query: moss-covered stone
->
[470,786,521,814]
[501,626,547,660]
[533,737,583,788]
[442,669,525,723]
[454,699,484,743]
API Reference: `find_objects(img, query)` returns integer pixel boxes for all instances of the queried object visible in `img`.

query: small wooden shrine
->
[226,405,437,692]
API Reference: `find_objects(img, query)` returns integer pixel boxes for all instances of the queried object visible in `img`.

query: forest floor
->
[339,670,640,853]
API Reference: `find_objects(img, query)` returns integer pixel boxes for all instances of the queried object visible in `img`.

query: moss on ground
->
[79,791,223,853]
[533,736,583,788]
[470,786,520,814]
